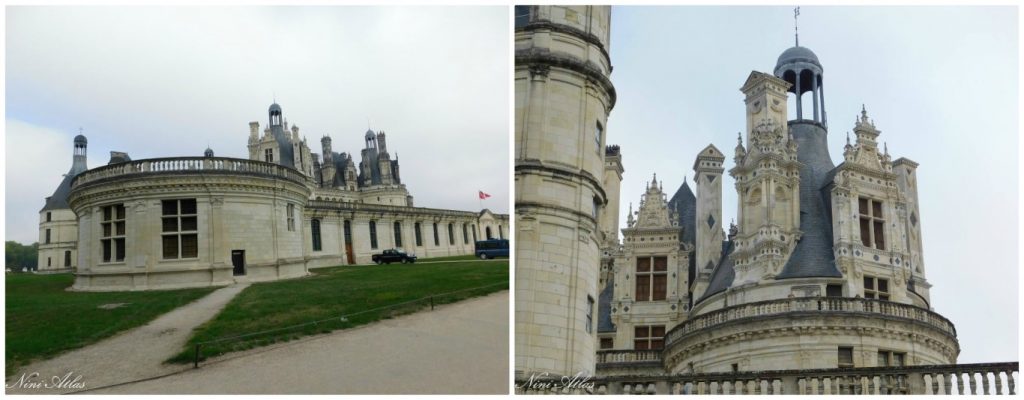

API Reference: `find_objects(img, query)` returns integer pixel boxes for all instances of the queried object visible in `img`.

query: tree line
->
[6,241,38,271]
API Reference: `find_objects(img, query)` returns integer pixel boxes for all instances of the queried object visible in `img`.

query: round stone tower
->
[514,5,616,378]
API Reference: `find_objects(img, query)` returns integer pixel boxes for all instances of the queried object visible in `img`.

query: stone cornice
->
[515,20,612,68]
[515,47,617,110]
[515,160,608,204]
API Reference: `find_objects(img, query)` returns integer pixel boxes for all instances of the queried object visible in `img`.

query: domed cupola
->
[773,9,827,126]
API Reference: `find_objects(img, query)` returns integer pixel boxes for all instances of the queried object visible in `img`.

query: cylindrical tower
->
[514,5,616,379]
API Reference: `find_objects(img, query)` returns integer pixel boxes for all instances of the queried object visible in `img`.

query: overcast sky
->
[605,6,1017,364]
[5,6,509,246]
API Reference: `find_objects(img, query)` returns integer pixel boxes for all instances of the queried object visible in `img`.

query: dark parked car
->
[371,249,417,264]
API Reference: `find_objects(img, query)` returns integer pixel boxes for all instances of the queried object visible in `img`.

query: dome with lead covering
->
[775,46,821,70]
[74,134,87,145]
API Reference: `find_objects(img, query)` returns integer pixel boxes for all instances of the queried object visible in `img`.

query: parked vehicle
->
[371,249,417,264]
[474,239,509,260]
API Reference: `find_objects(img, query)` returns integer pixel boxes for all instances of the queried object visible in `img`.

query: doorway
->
[231,250,246,276]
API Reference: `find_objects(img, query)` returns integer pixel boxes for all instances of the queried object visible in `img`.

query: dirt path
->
[86,290,509,394]
[5,283,249,395]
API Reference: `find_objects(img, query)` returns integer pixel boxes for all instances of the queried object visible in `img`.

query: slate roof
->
[698,240,736,302]
[597,280,615,333]
[668,180,698,285]
[270,124,296,169]
[41,157,88,212]
[776,122,842,279]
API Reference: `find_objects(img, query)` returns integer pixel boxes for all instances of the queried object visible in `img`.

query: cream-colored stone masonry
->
[515,4,615,378]
[37,209,78,271]
[66,157,506,291]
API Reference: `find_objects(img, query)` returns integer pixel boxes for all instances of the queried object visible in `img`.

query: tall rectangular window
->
[286,204,295,231]
[369,221,378,249]
[433,223,440,246]
[343,220,352,246]
[858,197,886,250]
[101,204,126,263]
[162,199,198,259]
[45,229,51,244]
[64,251,71,267]
[498,225,504,240]
[595,122,603,153]
[600,338,614,349]
[863,276,890,300]
[472,225,477,242]
[264,148,274,163]
[633,325,665,350]
[46,212,52,222]
[414,222,423,247]
[462,224,469,244]
[393,221,403,248]
[311,219,322,251]
[635,256,668,301]
[448,223,455,245]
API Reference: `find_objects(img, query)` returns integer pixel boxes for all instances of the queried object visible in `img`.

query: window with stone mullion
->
[162,199,198,259]
[635,256,669,301]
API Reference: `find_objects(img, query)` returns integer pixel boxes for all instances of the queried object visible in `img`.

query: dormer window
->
[858,197,885,250]
[264,148,274,163]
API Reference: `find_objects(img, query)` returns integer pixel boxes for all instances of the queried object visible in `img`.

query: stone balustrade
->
[596,349,662,364]
[666,296,957,347]
[70,157,309,188]
[516,362,1018,395]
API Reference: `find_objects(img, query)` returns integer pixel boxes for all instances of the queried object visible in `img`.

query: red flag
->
[478,191,491,200]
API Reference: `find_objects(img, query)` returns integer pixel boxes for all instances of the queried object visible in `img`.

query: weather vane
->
[794,7,800,46]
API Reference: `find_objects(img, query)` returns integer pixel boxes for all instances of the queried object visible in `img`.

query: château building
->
[37,103,507,290]
[516,5,1017,395]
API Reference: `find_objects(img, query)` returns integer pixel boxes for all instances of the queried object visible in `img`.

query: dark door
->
[344,220,355,265]
[231,250,245,276]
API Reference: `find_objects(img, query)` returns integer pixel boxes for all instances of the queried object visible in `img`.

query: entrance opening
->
[231,250,246,276]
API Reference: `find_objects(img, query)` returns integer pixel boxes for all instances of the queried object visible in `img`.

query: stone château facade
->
[38,103,507,290]
[516,5,1017,396]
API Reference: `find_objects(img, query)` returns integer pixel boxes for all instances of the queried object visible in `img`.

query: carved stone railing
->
[516,362,1018,395]
[666,297,957,347]
[596,349,662,365]
[70,157,309,188]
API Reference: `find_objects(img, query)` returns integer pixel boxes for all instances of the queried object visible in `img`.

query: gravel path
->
[86,290,509,394]
[5,283,249,395]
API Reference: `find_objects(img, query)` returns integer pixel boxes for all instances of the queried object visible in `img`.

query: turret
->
[692,144,725,300]
[321,136,336,187]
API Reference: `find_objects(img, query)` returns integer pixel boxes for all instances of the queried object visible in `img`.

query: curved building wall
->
[515,5,614,378]
[68,158,311,291]
[37,209,78,271]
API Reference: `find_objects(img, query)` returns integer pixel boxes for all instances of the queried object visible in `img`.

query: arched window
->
[394,221,403,248]
[486,226,493,239]
[414,222,423,247]
[369,221,378,249]
[311,219,322,251]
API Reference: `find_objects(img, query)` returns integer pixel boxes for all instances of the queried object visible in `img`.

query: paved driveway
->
[86,290,509,394]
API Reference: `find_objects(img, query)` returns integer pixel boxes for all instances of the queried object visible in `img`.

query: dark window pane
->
[872,200,882,218]
[104,206,112,221]
[652,275,667,300]
[600,338,613,349]
[636,277,650,301]
[181,216,198,231]
[653,256,668,271]
[878,352,889,366]
[864,277,873,290]
[163,235,178,259]
[116,204,125,220]
[637,257,650,272]
[115,238,125,261]
[894,353,904,367]
[102,239,111,262]
[839,347,854,366]
[860,218,872,247]
[103,223,112,237]
[634,340,649,350]
[651,326,666,337]
[64,251,71,267]
[312,219,322,251]
[116,221,125,235]
[414,223,422,246]
[873,220,885,249]
[433,223,439,246]
[162,200,177,216]
[181,234,198,258]
[448,224,455,245]
[163,218,178,232]
[650,339,664,350]
[878,279,888,293]
[634,326,648,338]
[181,199,197,215]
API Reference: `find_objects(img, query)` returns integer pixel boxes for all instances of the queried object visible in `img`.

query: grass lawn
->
[5,273,216,375]
[170,259,508,363]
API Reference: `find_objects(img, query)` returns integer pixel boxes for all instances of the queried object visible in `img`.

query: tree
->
[5,241,39,271]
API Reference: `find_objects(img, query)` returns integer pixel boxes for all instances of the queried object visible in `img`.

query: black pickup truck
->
[371,249,417,264]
